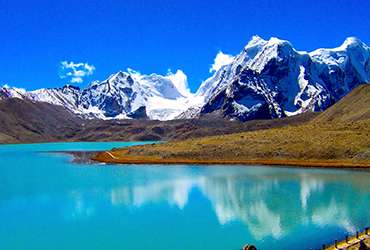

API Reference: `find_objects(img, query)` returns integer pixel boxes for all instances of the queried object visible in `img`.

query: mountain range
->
[1,36,369,121]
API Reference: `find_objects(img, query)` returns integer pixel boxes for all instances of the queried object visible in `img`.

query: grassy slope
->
[314,84,370,123]
[94,85,370,167]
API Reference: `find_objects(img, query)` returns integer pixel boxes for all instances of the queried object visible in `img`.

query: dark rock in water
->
[127,106,148,119]
[242,244,257,250]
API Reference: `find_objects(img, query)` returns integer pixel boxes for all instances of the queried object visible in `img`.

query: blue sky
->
[1,0,369,92]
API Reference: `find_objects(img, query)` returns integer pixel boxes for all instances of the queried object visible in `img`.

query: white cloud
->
[210,51,234,73]
[59,61,95,84]
[126,68,191,97]
[166,69,191,97]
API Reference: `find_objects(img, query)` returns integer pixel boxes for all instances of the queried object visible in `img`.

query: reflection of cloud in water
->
[110,178,204,209]
[300,174,323,210]
[249,201,282,239]
[312,198,356,234]
[66,190,95,220]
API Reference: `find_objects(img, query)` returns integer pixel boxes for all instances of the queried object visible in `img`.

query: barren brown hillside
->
[93,85,370,168]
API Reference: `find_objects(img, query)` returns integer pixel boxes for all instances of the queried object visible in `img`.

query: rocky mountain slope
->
[1,36,369,122]
[193,36,370,121]
[0,98,83,144]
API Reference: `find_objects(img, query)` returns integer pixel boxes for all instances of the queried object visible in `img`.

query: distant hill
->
[0,97,317,144]
[0,98,83,144]
[314,84,370,123]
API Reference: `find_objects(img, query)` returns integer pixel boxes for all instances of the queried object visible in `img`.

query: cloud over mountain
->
[210,51,234,73]
[59,61,95,84]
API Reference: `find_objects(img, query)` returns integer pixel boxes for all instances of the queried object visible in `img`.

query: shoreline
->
[91,150,370,169]
[87,115,370,170]
[324,228,370,250]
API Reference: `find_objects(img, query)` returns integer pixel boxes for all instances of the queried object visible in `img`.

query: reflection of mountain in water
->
[201,176,283,240]
[69,167,370,241]
[199,171,369,240]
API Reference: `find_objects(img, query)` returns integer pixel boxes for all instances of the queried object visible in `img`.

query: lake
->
[0,142,369,250]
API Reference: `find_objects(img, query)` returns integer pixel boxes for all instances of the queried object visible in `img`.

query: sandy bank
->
[92,150,370,169]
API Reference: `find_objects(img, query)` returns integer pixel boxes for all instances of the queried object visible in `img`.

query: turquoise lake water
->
[0,142,369,250]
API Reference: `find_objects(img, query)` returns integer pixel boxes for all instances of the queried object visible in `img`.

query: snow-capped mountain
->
[1,69,199,120]
[192,36,370,121]
[1,36,369,121]
[27,85,84,114]
[0,85,27,100]
[76,69,195,119]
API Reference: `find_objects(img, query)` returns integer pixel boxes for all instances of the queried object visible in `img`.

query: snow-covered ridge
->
[193,35,370,121]
[1,36,369,121]
[1,69,201,121]
[0,85,27,99]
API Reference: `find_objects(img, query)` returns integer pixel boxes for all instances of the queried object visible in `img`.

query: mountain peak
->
[248,35,265,44]
[62,84,80,91]
[112,71,128,80]
[310,37,369,56]
[341,36,365,48]
[244,35,267,50]
[267,37,293,48]
[198,35,370,121]
[244,36,293,49]
[0,85,26,99]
